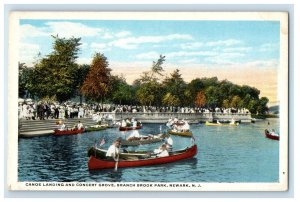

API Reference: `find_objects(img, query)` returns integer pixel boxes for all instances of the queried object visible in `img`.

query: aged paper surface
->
[7,11,288,191]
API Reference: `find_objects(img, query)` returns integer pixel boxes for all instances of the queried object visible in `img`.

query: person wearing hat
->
[106,139,121,161]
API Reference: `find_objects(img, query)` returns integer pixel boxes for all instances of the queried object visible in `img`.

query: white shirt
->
[128,130,140,139]
[106,144,119,159]
[157,150,169,157]
[166,137,173,146]
[132,121,137,127]
[60,124,66,131]
[77,123,83,129]
[121,120,127,127]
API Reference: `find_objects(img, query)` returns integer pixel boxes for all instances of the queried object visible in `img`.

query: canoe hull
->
[53,128,85,136]
[265,131,280,140]
[205,122,237,126]
[88,145,197,170]
[119,125,142,131]
[168,130,192,137]
[85,126,107,132]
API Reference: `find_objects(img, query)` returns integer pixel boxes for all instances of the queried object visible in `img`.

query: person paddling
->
[154,144,169,157]
[106,139,121,161]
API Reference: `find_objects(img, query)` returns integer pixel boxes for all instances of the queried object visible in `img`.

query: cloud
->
[45,21,103,38]
[77,57,92,65]
[21,22,105,39]
[80,42,88,49]
[222,47,253,52]
[244,59,279,68]
[180,42,203,50]
[115,31,131,38]
[109,34,193,49]
[135,51,160,60]
[90,42,107,49]
[20,24,49,38]
[204,52,246,64]
[206,39,243,47]
[19,43,41,64]
[167,51,217,58]
[178,58,199,64]
[259,43,279,52]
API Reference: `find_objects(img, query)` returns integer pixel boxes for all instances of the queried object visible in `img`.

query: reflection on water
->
[18,119,279,182]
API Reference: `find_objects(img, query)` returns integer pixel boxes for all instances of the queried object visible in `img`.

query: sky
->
[19,19,280,106]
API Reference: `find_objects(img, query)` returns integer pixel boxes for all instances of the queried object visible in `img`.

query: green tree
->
[135,55,165,106]
[257,97,269,114]
[248,99,259,114]
[80,53,112,102]
[162,69,186,106]
[30,36,81,102]
[76,64,90,104]
[18,62,35,98]
[110,75,134,105]
[230,95,242,108]
[162,92,180,107]
[136,82,159,106]
[222,99,230,108]
[205,86,219,108]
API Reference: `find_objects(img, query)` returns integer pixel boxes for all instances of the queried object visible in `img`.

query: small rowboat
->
[119,125,143,131]
[265,130,280,140]
[85,125,107,132]
[121,134,168,146]
[205,121,238,126]
[53,128,85,136]
[87,144,197,170]
[168,130,193,137]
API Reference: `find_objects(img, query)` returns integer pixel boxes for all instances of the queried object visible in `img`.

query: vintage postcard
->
[7,11,288,191]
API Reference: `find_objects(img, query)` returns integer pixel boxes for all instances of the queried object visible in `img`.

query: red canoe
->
[265,130,280,140]
[88,144,197,170]
[119,125,143,131]
[53,128,85,136]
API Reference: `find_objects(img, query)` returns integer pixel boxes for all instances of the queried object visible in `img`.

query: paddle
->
[114,143,120,172]
[114,152,119,172]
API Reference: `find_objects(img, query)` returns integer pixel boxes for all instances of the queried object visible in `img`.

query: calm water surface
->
[18,119,279,182]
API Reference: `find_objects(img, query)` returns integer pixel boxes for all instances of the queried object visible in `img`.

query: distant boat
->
[85,125,107,132]
[168,130,193,137]
[265,130,280,140]
[205,121,239,126]
[53,128,85,136]
[119,125,143,131]
[121,134,167,146]
[87,144,197,170]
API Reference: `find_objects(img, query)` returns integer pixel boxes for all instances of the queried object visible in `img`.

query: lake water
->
[18,119,279,182]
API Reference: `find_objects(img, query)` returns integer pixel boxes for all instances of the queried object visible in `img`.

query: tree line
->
[19,36,269,114]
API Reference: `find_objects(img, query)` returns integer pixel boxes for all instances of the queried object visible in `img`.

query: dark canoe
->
[168,130,193,137]
[119,125,143,131]
[120,134,167,146]
[87,144,197,170]
[85,126,107,132]
[265,131,280,140]
[53,128,85,136]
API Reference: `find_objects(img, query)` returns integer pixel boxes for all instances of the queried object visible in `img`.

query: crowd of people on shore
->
[18,98,250,121]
